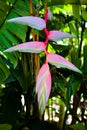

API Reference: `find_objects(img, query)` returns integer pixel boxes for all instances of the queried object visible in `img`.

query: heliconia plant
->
[4,7,82,115]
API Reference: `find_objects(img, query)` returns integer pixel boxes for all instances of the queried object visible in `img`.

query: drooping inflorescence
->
[4,7,82,115]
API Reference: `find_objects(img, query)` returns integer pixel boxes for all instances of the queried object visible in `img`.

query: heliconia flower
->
[7,16,46,30]
[47,53,82,74]
[36,63,51,115]
[48,30,74,42]
[4,42,45,53]
[5,8,81,116]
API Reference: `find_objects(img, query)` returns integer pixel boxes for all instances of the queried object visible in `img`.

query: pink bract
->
[47,53,82,74]
[36,63,51,115]
[4,41,45,53]
[48,30,74,41]
[8,16,46,30]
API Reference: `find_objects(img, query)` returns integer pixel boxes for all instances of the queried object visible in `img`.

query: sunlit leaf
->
[70,122,86,130]
[47,0,87,6]
[47,53,82,74]
[48,30,74,41]
[0,57,10,84]
[0,124,12,130]
[4,42,45,53]
[7,16,46,30]
[72,5,80,20]
[36,63,51,115]
[82,10,87,21]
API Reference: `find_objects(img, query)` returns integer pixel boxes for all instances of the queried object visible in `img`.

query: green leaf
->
[82,10,87,21]
[50,43,71,57]
[1,27,19,45]
[0,124,12,130]
[69,21,78,37]
[47,0,65,5]
[10,68,27,92]
[72,80,81,94]
[47,0,87,6]
[5,53,18,68]
[83,45,87,74]
[0,0,9,26]
[71,48,81,68]
[0,57,10,84]
[56,97,65,106]
[22,127,30,130]
[70,122,86,130]
[0,69,6,84]
[0,33,11,48]
[72,5,80,20]
[6,23,27,42]
[12,0,29,16]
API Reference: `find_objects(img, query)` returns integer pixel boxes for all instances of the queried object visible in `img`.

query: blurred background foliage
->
[0,0,87,130]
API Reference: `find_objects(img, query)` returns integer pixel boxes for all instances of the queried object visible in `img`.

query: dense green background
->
[0,0,87,130]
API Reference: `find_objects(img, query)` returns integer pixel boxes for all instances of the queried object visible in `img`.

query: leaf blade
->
[0,124,12,130]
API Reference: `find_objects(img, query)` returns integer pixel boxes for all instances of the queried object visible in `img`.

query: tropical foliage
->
[0,0,87,130]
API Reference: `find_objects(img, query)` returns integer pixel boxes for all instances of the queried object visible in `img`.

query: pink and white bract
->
[47,53,82,74]
[36,63,51,115]
[48,30,74,41]
[4,41,45,53]
[8,16,46,30]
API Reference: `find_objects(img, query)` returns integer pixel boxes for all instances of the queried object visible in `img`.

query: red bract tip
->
[44,7,48,22]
